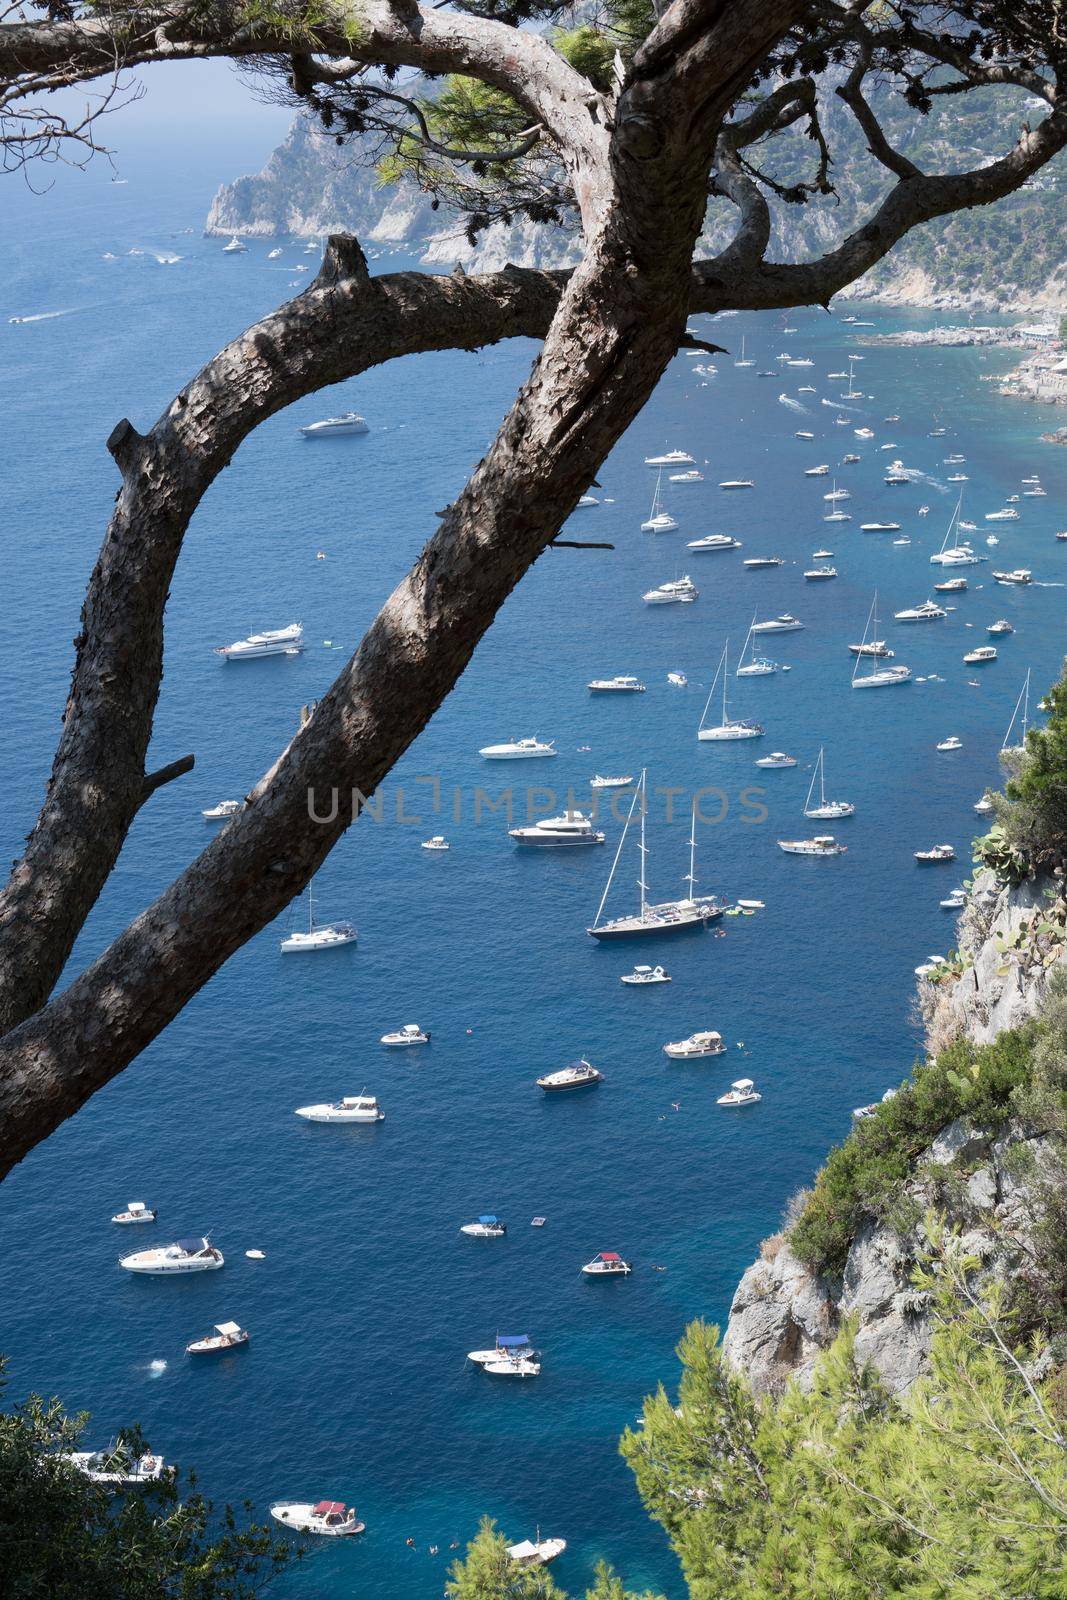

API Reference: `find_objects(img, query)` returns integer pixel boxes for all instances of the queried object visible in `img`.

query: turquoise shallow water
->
[2,133,1066,1598]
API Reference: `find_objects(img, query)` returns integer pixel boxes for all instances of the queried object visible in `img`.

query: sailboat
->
[803,748,855,819]
[279,884,358,952]
[698,644,764,738]
[734,336,754,369]
[852,594,912,688]
[587,774,722,940]
[736,612,777,677]
[841,356,863,400]
[1002,669,1032,755]
[641,469,677,533]
[929,491,978,566]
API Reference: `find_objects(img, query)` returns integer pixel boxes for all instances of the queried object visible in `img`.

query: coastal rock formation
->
[723,869,1063,1398]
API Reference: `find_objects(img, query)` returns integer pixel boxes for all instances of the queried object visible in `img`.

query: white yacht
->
[468,1335,540,1377]
[267,247,283,259]
[823,483,850,502]
[854,427,875,439]
[860,523,901,532]
[479,737,557,759]
[509,812,605,847]
[742,556,784,570]
[663,1030,725,1059]
[590,774,634,790]
[588,675,646,692]
[974,796,995,814]
[778,834,847,856]
[963,646,997,665]
[667,672,687,686]
[222,236,247,254]
[991,568,1032,586]
[294,1093,384,1124]
[69,1448,168,1487]
[187,1321,249,1355]
[202,799,241,820]
[620,965,671,985]
[823,509,851,524]
[804,566,837,580]
[812,549,834,560]
[849,640,893,658]
[644,449,694,467]
[111,1202,156,1225]
[804,464,830,476]
[270,1502,365,1537]
[940,888,968,910]
[795,430,815,440]
[460,1214,507,1238]
[686,534,741,552]
[750,614,803,634]
[421,835,450,850]
[697,643,763,740]
[988,619,1014,635]
[380,1024,429,1047]
[280,886,357,952]
[716,1078,762,1107]
[643,576,698,604]
[755,752,796,768]
[853,597,909,687]
[894,600,946,623]
[936,736,963,751]
[670,469,704,482]
[736,612,777,676]
[120,1237,223,1274]
[933,577,967,593]
[215,623,304,661]
[299,413,369,437]
[581,1252,632,1276]
[578,494,599,506]
[985,508,1020,522]
[536,1060,603,1091]
[718,479,754,490]
[641,469,677,533]
[803,747,854,819]
[915,844,955,863]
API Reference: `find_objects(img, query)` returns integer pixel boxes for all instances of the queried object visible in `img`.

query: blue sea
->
[2,123,1065,1599]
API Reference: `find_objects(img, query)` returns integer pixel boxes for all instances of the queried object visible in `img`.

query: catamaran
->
[697,644,763,739]
[852,595,911,688]
[587,775,723,939]
[803,747,854,819]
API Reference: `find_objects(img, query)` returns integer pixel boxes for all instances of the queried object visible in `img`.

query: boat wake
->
[777,394,808,413]
[820,398,857,412]
[151,252,183,265]
[147,1359,168,1377]
[8,308,77,325]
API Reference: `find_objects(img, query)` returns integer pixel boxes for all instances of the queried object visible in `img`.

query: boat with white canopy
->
[270,1501,365,1536]
[294,1093,384,1124]
[716,1078,762,1107]
[111,1202,156,1225]
[186,1321,249,1355]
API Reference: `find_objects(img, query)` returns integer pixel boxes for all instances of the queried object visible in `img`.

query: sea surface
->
[2,130,1065,1600]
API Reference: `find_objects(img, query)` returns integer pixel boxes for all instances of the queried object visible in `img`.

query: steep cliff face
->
[722,869,1063,1398]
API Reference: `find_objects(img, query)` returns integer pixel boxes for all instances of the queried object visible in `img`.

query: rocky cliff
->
[722,868,1064,1397]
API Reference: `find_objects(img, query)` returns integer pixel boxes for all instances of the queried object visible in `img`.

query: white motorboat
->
[812,549,834,560]
[299,412,368,437]
[280,886,357,952]
[803,747,854,819]
[484,1355,541,1378]
[120,1237,223,1274]
[988,619,1014,635]
[267,247,283,259]
[823,510,851,524]
[644,449,694,467]
[947,473,969,482]
[777,835,847,856]
[860,522,901,532]
[842,452,861,463]
[670,469,704,482]
[941,889,967,910]
[186,1321,249,1355]
[643,575,698,604]
[215,623,303,660]
[380,1024,429,1047]
[270,1501,365,1536]
[795,430,815,440]
[111,1201,156,1225]
[804,464,830,477]
[853,594,911,687]
[581,1251,632,1276]
[985,508,1020,522]
[697,643,763,740]
[755,752,796,769]
[663,1030,724,1059]
[578,494,599,506]
[479,737,557,759]
[963,646,997,665]
[1023,485,1047,497]
[509,813,605,847]
[736,611,777,676]
[849,641,893,658]
[641,469,677,532]
[620,965,671,985]
[468,1334,537,1367]
[69,1448,168,1487]
[987,535,999,546]
[854,427,875,439]
[716,1078,762,1107]
[421,835,450,850]
[894,600,946,623]
[509,1536,567,1566]
[537,1060,603,1091]
[686,534,741,552]
[590,774,634,790]
[936,736,963,752]
[667,672,688,686]
[588,778,723,938]
[295,1093,384,1124]
[460,1214,507,1237]
[202,799,241,820]
[742,556,784,569]
[588,675,646,692]
[991,569,1032,586]
[719,479,754,490]
[751,614,803,634]
[222,236,247,254]
[915,844,956,863]
[974,796,994,815]
[933,577,967,593]
[804,566,837,580]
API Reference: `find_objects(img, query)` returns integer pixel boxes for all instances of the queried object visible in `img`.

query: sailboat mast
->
[591,777,641,930]
[698,646,725,733]
[1022,668,1031,739]
[853,594,876,684]
[638,772,648,919]
[721,641,729,723]
[308,882,315,933]
[685,801,697,892]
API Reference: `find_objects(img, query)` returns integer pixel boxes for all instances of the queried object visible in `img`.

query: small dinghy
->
[111,1202,156,1225]
[186,1321,249,1355]
[270,1501,365,1536]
